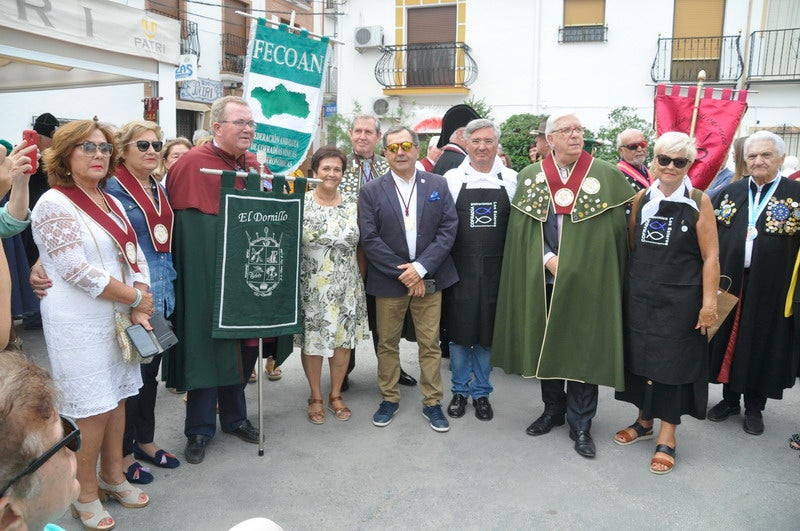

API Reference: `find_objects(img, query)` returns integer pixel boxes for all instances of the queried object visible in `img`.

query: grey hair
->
[382,126,419,148]
[465,119,500,140]
[350,113,381,134]
[545,112,580,135]
[653,131,697,162]
[744,130,787,157]
[192,129,210,144]
[616,128,645,148]
[210,96,249,126]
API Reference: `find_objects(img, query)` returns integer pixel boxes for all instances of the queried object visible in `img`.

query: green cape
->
[162,209,292,391]
[492,158,634,390]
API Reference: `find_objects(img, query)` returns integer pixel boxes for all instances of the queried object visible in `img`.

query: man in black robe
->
[708,130,800,435]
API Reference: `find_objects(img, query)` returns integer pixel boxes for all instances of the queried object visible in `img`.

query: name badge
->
[404,215,415,231]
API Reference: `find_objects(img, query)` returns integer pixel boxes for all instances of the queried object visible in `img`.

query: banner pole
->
[258,338,264,457]
[689,70,706,140]
[236,10,345,45]
[200,168,322,184]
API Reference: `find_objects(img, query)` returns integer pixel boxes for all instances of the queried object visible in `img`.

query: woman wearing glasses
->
[32,118,153,530]
[107,120,180,483]
[614,131,719,474]
[297,146,367,424]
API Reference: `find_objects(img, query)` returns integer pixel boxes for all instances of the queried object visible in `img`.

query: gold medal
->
[554,188,574,207]
[154,223,169,244]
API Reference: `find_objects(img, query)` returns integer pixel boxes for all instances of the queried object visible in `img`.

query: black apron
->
[625,194,705,385]
[444,177,510,347]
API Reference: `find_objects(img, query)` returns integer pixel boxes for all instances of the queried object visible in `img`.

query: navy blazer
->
[358,170,458,297]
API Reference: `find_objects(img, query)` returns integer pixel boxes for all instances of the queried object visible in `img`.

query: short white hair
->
[744,130,787,157]
[545,112,580,135]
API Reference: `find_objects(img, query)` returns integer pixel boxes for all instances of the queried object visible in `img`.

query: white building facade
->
[331,0,800,153]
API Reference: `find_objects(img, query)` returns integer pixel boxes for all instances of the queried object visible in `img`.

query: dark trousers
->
[184,345,259,438]
[539,282,599,432]
[123,354,162,456]
[722,384,767,414]
[540,378,599,432]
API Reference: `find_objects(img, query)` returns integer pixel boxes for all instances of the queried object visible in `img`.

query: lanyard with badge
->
[394,178,417,231]
[747,177,781,241]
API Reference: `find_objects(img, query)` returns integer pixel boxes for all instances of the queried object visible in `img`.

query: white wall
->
[334,0,798,138]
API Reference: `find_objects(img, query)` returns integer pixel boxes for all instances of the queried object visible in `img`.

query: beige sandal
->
[328,395,352,421]
[307,398,325,424]
[71,498,116,530]
[97,477,149,508]
[266,356,282,380]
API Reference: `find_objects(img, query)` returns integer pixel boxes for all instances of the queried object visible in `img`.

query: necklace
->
[76,184,109,212]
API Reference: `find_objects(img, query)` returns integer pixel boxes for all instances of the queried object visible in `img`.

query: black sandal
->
[650,444,676,475]
[613,421,654,446]
[789,433,800,450]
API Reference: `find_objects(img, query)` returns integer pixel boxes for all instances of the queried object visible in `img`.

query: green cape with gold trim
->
[492,156,635,390]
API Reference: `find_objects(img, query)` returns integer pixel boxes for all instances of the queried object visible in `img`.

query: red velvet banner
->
[654,84,748,190]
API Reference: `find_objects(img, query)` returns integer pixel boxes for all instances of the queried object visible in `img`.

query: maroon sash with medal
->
[542,151,593,215]
[114,165,174,252]
[616,160,652,189]
[52,185,141,273]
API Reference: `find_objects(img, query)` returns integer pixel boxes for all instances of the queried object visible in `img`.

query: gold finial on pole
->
[689,70,706,139]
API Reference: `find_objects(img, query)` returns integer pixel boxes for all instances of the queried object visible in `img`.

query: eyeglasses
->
[386,141,416,153]
[127,140,163,153]
[623,141,648,150]
[0,415,81,497]
[75,142,114,156]
[656,154,690,169]
[219,120,257,129]
[552,126,586,137]
[469,138,497,147]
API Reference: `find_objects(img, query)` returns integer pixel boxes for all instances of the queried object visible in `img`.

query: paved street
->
[17,325,798,530]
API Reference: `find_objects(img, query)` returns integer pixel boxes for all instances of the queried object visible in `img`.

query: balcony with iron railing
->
[221,34,247,75]
[375,43,477,94]
[747,28,800,82]
[651,34,743,83]
[180,20,200,59]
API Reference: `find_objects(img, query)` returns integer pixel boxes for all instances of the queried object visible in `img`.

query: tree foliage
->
[499,113,545,171]
[463,96,493,122]
[592,106,655,164]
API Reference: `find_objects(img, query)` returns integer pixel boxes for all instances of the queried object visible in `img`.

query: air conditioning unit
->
[354,25,383,51]
[372,97,399,116]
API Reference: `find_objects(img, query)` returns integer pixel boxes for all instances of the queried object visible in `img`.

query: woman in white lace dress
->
[33,119,155,531]
[296,146,367,424]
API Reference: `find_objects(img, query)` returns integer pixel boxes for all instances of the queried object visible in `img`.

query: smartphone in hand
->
[21,130,38,174]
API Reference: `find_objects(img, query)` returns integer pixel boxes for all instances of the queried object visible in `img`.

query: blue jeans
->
[449,343,493,399]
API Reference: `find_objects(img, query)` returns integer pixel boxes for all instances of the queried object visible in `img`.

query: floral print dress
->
[295,191,367,356]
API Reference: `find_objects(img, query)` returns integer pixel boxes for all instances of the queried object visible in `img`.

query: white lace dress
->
[32,189,149,419]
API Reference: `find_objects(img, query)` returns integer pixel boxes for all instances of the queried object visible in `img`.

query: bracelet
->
[130,288,142,308]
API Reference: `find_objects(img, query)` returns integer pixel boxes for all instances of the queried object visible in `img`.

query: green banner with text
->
[212,172,307,338]
[244,19,330,175]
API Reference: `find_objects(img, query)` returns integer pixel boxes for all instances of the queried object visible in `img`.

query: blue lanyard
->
[748,176,781,228]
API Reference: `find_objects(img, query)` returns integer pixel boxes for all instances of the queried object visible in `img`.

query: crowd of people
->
[1,98,799,530]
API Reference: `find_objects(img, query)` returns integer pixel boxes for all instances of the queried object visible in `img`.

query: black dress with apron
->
[615,193,708,424]
[443,178,510,348]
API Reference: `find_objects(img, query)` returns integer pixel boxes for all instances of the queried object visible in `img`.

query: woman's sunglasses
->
[656,154,690,169]
[127,140,164,153]
[0,415,81,496]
